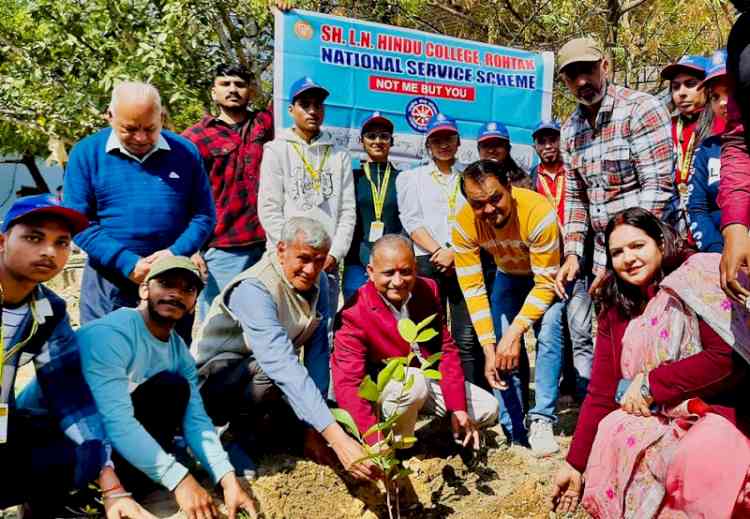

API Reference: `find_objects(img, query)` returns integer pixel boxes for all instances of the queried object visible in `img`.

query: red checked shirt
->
[561,83,674,273]
[182,110,273,248]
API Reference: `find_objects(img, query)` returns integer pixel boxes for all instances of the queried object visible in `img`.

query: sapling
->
[332,314,442,519]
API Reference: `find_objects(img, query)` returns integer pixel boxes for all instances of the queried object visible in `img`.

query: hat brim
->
[661,63,706,81]
[426,125,459,139]
[700,69,728,89]
[5,206,90,235]
[361,116,394,133]
[147,266,205,288]
[477,134,510,143]
[532,126,561,139]
[291,86,330,102]
[558,54,602,74]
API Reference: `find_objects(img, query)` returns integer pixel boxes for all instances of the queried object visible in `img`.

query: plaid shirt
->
[183,111,273,248]
[561,83,674,272]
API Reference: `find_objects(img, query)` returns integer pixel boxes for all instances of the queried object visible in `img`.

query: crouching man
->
[194,217,377,481]
[332,234,497,448]
[78,256,256,519]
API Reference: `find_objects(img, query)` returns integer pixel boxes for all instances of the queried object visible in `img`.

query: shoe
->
[528,419,559,457]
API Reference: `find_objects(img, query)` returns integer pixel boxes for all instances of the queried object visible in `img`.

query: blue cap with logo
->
[425,113,459,139]
[532,119,561,140]
[476,121,510,143]
[2,193,89,234]
[360,111,394,134]
[288,76,330,102]
[701,49,728,88]
[661,55,708,81]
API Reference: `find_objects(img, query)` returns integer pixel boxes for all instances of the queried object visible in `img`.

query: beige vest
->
[194,251,322,379]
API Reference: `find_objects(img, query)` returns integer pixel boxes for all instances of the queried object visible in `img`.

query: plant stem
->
[386,478,395,519]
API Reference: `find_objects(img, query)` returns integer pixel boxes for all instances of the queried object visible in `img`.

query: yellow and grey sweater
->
[452,187,560,346]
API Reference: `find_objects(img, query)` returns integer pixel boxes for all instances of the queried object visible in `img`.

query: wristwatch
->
[640,375,653,403]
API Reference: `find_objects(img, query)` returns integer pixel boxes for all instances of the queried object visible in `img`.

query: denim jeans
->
[565,274,594,398]
[342,263,368,303]
[489,270,564,443]
[199,243,266,321]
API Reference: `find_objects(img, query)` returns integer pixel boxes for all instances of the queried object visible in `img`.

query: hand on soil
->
[220,472,258,519]
[451,411,480,450]
[174,474,219,519]
[550,461,583,514]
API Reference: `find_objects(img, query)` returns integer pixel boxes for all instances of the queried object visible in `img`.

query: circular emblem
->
[405,97,439,133]
[294,21,313,40]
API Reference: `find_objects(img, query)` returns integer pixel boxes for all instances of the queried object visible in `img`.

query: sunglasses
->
[362,131,393,142]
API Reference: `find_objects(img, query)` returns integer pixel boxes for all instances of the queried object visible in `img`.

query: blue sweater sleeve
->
[304,274,331,399]
[687,147,724,253]
[168,144,216,256]
[64,139,140,277]
[228,280,334,432]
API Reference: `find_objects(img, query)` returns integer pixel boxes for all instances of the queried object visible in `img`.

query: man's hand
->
[303,428,338,467]
[619,372,652,418]
[554,255,580,300]
[220,472,258,519]
[128,258,152,284]
[721,224,750,304]
[104,496,157,519]
[144,248,173,264]
[451,411,480,450]
[495,324,524,373]
[271,0,295,11]
[321,423,380,481]
[191,252,209,282]
[482,345,507,390]
[174,474,218,519]
[324,255,338,273]
[430,247,454,273]
[550,461,584,513]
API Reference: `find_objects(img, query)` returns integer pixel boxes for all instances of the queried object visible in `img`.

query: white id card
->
[0,404,8,444]
[369,221,385,242]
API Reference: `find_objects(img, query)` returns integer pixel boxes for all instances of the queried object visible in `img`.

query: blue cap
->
[360,111,394,133]
[701,49,728,88]
[661,55,708,80]
[425,113,459,139]
[532,119,561,140]
[476,121,510,143]
[2,194,89,234]
[288,76,330,102]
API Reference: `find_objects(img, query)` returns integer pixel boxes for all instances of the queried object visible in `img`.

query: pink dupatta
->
[581,253,750,519]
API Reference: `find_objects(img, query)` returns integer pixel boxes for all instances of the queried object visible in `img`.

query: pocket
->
[208,141,238,157]
[601,144,636,195]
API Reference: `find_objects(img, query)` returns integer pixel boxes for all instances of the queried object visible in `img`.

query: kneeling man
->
[78,256,255,518]
[332,234,497,448]
[195,217,376,481]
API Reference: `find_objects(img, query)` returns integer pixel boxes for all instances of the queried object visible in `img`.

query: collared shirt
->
[105,131,171,163]
[531,162,567,229]
[183,111,274,248]
[561,82,674,272]
[378,293,424,361]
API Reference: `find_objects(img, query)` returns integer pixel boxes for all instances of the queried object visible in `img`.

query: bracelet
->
[430,247,442,255]
[100,484,123,495]
[103,491,132,500]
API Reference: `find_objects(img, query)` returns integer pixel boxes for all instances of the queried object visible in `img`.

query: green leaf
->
[421,351,443,369]
[394,436,418,449]
[397,466,414,479]
[415,328,438,343]
[331,408,361,441]
[393,363,405,382]
[358,375,379,402]
[415,313,437,331]
[377,357,403,392]
[397,318,418,343]
[423,369,442,380]
[403,374,415,392]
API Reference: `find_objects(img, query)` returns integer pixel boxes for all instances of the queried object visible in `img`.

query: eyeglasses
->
[362,131,392,142]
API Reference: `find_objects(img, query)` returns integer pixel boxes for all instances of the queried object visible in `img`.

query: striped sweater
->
[452,187,560,346]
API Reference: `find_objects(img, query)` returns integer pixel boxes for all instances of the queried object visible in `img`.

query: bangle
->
[103,491,132,500]
[100,484,123,495]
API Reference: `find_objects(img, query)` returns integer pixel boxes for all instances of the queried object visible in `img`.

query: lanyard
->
[291,143,331,192]
[430,169,461,219]
[363,162,392,222]
[675,117,697,185]
[0,294,39,390]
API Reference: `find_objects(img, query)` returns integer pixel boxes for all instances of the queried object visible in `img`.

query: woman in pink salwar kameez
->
[552,208,750,518]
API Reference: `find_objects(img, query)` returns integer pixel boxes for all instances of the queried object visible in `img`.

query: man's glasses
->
[363,132,392,142]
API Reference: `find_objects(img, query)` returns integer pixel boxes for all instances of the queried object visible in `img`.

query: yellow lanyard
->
[291,143,331,192]
[363,162,392,222]
[675,117,697,185]
[431,169,461,219]
[0,295,39,389]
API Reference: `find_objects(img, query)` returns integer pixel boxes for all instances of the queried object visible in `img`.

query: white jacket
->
[259,128,356,261]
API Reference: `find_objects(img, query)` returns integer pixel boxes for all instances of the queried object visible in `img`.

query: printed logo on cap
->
[487,122,497,131]
[405,97,439,133]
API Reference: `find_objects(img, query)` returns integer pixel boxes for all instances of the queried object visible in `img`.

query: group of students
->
[2,21,750,519]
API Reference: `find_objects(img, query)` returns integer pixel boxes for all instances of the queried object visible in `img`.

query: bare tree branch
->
[620,0,652,16]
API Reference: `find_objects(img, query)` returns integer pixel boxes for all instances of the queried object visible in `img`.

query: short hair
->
[109,81,161,117]
[214,63,253,83]
[280,217,331,250]
[370,234,414,262]
[460,159,511,197]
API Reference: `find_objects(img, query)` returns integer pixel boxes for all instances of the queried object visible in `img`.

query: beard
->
[146,298,183,325]
[576,80,607,107]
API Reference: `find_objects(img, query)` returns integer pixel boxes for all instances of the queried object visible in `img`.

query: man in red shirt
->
[183,64,273,319]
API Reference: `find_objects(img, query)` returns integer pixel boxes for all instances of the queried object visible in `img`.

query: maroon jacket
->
[566,299,748,472]
[719,96,750,229]
[332,277,467,444]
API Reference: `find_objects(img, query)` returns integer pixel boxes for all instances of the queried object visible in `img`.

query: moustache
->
[157,299,186,311]
[32,260,56,269]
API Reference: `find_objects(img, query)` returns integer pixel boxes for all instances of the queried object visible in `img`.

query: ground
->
[2,257,588,519]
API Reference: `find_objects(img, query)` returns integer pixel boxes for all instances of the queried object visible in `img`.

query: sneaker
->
[528,419,559,457]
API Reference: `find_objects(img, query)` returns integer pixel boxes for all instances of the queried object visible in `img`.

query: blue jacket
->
[687,135,723,252]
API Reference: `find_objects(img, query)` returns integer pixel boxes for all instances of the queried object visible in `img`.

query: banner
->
[274,9,554,170]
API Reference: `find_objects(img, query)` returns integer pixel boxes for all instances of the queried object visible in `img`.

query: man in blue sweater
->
[64,81,215,344]
[79,256,257,519]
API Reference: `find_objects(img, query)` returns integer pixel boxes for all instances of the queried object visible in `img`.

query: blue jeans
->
[199,244,266,321]
[565,275,594,398]
[489,270,564,443]
[342,264,368,302]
